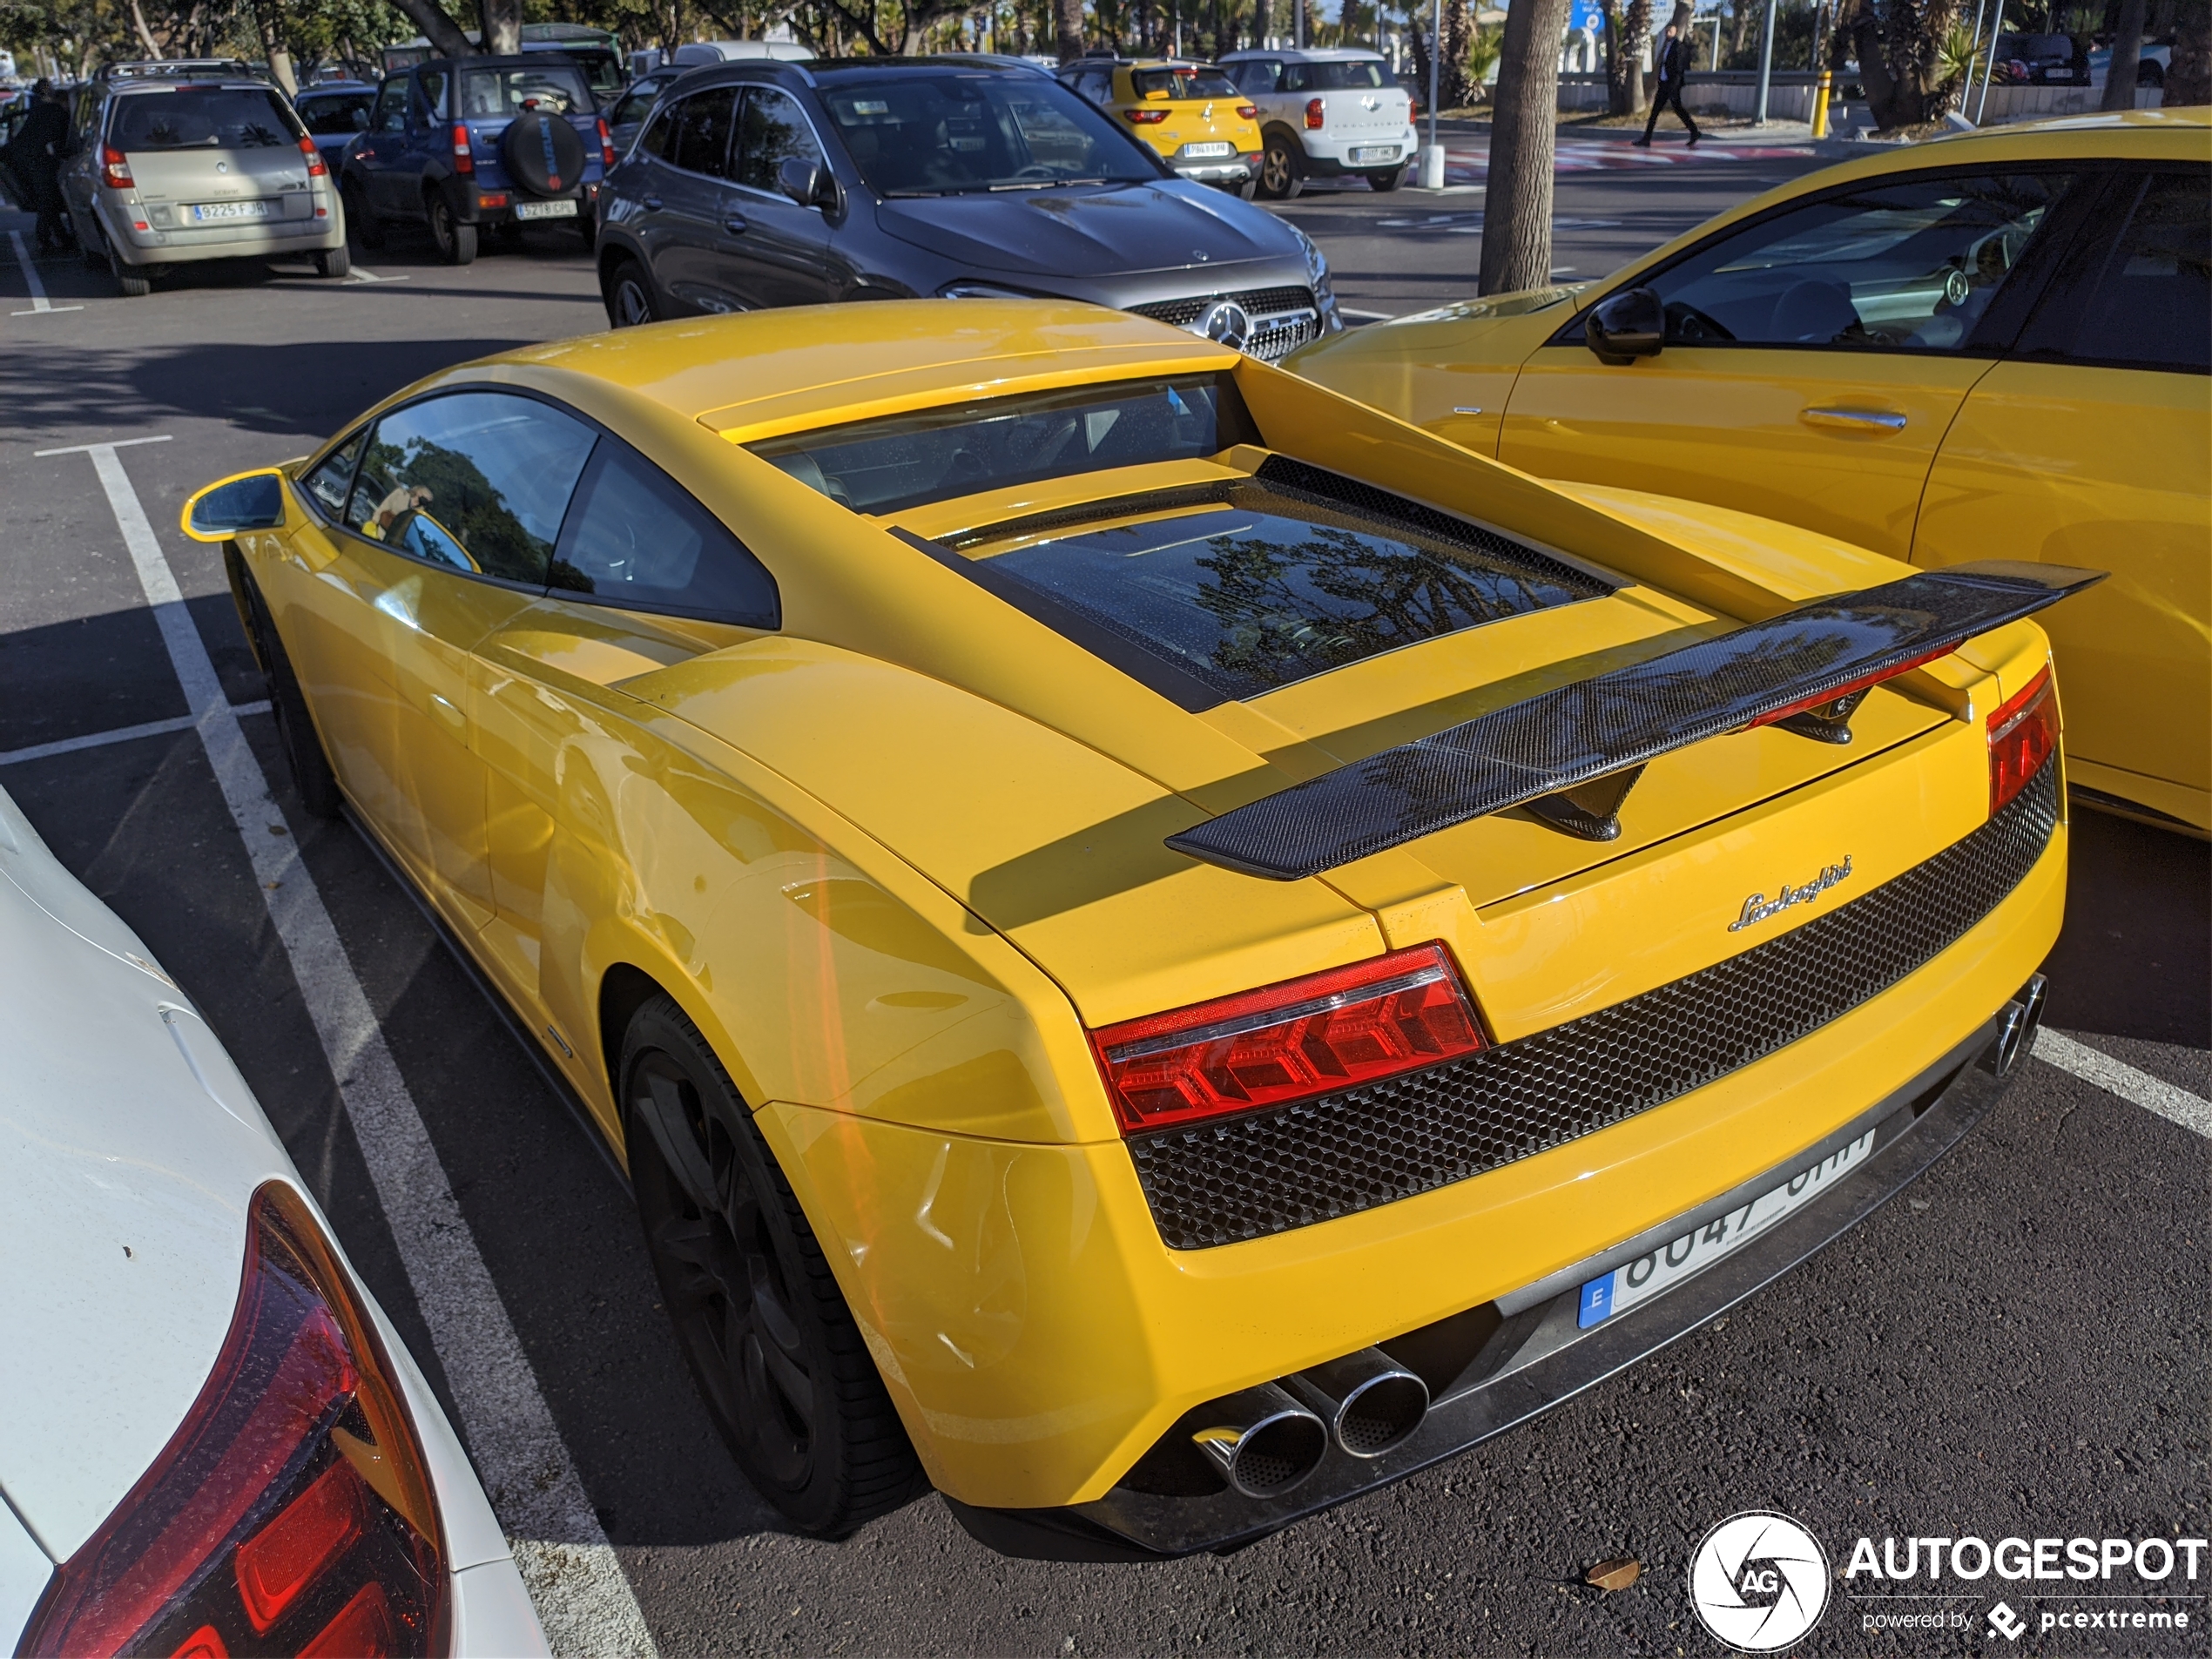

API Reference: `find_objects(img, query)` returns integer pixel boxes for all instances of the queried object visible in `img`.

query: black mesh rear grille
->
[1130,286,1316,327]
[1128,761,2059,1250]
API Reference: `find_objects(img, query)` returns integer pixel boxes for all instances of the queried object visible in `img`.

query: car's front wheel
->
[1258,133,1305,200]
[621,994,925,1536]
[604,255,657,327]
[426,192,477,266]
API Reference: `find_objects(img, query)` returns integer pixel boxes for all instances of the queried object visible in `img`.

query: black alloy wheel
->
[1258,133,1305,199]
[342,179,384,249]
[426,192,477,265]
[621,995,925,1536]
[604,256,656,327]
[234,557,343,819]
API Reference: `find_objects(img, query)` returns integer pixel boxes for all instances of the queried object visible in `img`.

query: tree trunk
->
[1480,0,1573,294]
[479,0,522,54]
[386,0,475,57]
[1622,0,1653,106]
[2102,0,2148,105]
[2168,0,2212,102]
[1602,0,1632,109]
[1056,0,1086,57]
[129,0,162,57]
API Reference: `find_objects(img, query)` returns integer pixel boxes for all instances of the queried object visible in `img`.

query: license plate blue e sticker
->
[1577,1130,1878,1329]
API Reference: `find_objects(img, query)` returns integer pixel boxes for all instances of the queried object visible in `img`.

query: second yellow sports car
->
[1288,111,2210,836]
[185,300,2092,1557]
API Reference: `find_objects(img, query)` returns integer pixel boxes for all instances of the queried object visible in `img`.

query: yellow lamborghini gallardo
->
[185,300,2094,1558]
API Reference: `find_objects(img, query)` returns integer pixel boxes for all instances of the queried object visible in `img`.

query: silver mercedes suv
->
[58,59,349,297]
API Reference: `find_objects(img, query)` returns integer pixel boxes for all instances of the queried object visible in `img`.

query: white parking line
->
[34,434,172,457]
[8,229,84,316]
[53,441,658,1659]
[0,703,270,767]
[346,265,411,284]
[2035,1028,2212,1139]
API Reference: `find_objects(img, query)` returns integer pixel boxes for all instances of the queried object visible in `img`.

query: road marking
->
[0,703,271,767]
[34,434,172,457]
[8,230,83,314]
[53,441,658,1659]
[346,265,410,283]
[2036,1028,2212,1140]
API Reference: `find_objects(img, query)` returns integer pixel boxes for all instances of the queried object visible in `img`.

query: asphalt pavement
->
[2,147,2206,1659]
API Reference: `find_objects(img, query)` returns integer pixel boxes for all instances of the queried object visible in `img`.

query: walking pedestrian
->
[1635,6,1703,147]
[5,80,73,254]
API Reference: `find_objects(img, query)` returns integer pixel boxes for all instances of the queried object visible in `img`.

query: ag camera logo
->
[1689,1511,1832,1651]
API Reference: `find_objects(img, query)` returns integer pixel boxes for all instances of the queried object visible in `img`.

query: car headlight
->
[938,280,1036,300]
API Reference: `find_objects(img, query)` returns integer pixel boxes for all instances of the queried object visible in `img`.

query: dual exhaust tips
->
[1190,1349,1429,1501]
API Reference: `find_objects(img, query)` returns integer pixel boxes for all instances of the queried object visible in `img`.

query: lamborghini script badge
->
[1728,856,1854,932]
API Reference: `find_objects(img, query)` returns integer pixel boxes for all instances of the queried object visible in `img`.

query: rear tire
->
[621,995,926,1536]
[1366,166,1405,191]
[343,179,384,250]
[604,255,657,327]
[109,245,150,298]
[238,563,343,820]
[427,192,477,266]
[314,242,351,279]
[1258,133,1305,200]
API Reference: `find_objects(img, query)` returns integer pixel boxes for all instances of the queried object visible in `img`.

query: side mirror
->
[1585,287,1665,365]
[777,153,834,212]
[181,469,287,542]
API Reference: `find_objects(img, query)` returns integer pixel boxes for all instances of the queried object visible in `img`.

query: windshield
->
[749,376,1257,516]
[110,87,300,151]
[296,91,374,135]
[1131,66,1242,98]
[817,72,1158,194]
[460,64,592,118]
[1282,58,1389,90]
[545,47,623,101]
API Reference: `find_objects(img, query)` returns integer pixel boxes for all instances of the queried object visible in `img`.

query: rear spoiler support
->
[1164,561,2103,880]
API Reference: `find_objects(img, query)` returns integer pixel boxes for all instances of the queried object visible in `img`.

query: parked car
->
[670,39,815,66]
[293,78,378,178]
[183,295,2084,1557]
[2087,41,2171,86]
[1056,54,1263,195]
[340,53,614,264]
[1286,110,2212,834]
[1216,47,1415,198]
[382,24,624,105]
[57,60,349,296]
[595,57,1339,358]
[1993,30,2086,84]
[603,65,681,157]
[0,782,544,1656]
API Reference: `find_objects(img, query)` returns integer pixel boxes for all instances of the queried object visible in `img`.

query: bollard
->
[1811,67,1832,137]
[1418,143,1447,188]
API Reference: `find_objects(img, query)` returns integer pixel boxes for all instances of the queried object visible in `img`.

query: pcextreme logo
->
[1689,1511,1832,1652]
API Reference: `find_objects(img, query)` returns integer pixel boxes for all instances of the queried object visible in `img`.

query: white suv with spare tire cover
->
[1216,48,1416,198]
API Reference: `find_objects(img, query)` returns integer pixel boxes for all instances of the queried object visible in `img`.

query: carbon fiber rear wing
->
[1165,561,2102,880]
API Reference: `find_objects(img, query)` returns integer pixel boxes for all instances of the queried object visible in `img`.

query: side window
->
[299,428,368,520]
[1635,172,2076,352]
[1078,69,1114,103]
[671,85,737,179]
[373,80,407,133]
[343,393,597,586]
[413,70,448,125]
[1280,63,1311,91]
[549,441,779,628]
[636,100,678,161]
[733,87,825,193]
[2020,171,2209,374]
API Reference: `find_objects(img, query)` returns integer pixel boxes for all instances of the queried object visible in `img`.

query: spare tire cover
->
[501,111,587,197]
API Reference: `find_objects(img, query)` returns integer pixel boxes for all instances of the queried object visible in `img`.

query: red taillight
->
[597,115,617,167]
[1236,102,1259,119]
[296,131,327,179]
[1986,664,2056,815]
[1089,942,1485,1134]
[101,144,133,189]
[1305,97,1325,130]
[1125,107,1170,124]
[451,122,473,175]
[19,1184,446,1659]
[1408,99,1420,122]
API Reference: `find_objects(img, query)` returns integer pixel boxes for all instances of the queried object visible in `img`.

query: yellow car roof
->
[483,300,1238,443]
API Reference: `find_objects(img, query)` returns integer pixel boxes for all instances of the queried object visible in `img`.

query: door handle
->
[722,212,749,233]
[642,194,662,210]
[1800,407,1908,433]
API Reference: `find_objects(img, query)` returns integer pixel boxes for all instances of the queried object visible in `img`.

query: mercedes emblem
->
[1195,300,1252,351]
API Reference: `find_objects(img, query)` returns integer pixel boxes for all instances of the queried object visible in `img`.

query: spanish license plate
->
[1183,141,1234,158]
[189,199,269,221]
[1576,1129,1878,1328]
[514,198,577,220]
[1350,145,1399,164]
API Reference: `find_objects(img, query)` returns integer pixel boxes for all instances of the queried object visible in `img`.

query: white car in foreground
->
[0,783,544,1657]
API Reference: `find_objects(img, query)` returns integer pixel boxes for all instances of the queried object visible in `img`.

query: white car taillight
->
[101,145,133,189]
[18,1183,448,1657]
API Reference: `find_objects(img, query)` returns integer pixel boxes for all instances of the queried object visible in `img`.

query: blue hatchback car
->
[293,81,379,179]
[338,53,610,263]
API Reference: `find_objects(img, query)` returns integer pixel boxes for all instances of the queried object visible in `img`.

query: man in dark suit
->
[4,80,73,253]
[1635,7,1702,147]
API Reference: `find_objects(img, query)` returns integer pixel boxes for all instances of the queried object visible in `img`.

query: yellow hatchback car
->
[1289,111,2210,835]
[185,301,2091,1559]
[1058,57,1262,194]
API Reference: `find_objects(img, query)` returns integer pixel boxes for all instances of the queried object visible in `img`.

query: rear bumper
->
[1172,152,1262,185]
[450,177,598,225]
[1298,133,1415,175]
[112,209,343,265]
[950,975,2047,1559]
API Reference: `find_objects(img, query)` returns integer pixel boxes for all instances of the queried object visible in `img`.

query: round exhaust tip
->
[1287,1349,1432,1460]
[1191,1385,1329,1500]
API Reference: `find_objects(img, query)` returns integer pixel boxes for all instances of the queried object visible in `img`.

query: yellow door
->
[1914,167,2212,831]
[1502,165,2083,561]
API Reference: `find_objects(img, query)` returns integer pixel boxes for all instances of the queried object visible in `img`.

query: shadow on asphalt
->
[2043,806,2211,1049]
